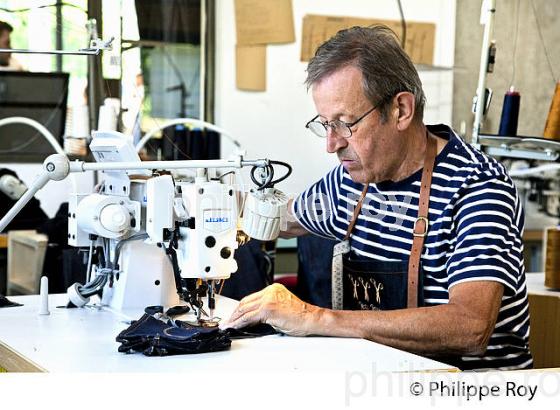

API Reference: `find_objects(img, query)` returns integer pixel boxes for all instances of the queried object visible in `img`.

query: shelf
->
[479,134,560,161]
[415,64,454,71]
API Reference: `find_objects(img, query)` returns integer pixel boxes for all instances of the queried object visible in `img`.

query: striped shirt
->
[292,124,532,371]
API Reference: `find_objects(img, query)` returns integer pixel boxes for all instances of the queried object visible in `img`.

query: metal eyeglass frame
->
[305,104,379,138]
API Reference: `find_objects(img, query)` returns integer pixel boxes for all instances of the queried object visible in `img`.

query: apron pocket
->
[342,257,423,310]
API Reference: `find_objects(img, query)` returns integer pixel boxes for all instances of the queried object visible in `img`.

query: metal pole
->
[55,0,63,72]
[203,0,216,123]
[87,0,104,134]
[471,0,496,147]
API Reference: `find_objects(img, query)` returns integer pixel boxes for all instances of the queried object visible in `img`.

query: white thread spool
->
[98,102,118,132]
[69,105,90,138]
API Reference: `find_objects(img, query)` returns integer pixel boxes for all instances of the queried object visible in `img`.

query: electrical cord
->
[250,165,273,190]
[75,238,110,299]
[212,170,236,181]
[112,233,149,270]
[77,233,150,299]
[79,270,109,297]
[85,239,94,283]
[269,161,292,185]
[250,161,292,190]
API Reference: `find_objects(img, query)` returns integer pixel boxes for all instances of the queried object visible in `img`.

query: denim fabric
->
[116,314,231,356]
[0,294,22,308]
[224,323,278,339]
[296,235,337,308]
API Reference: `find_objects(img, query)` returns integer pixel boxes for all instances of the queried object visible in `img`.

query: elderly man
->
[0,21,24,71]
[221,26,532,371]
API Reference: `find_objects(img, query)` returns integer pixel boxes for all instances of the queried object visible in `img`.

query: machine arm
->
[0,153,270,233]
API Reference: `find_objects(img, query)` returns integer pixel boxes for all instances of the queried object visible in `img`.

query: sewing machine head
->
[64,131,289,326]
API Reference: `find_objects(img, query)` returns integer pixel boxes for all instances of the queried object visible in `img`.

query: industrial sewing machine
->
[0,130,290,326]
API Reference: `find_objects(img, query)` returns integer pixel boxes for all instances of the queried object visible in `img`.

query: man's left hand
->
[219,283,322,336]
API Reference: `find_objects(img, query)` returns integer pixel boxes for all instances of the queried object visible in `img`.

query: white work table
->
[526,272,560,296]
[0,294,455,373]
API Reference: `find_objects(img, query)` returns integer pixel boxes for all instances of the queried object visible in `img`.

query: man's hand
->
[219,284,322,336]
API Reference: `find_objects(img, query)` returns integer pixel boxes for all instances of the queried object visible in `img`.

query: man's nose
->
[326,128,348,154]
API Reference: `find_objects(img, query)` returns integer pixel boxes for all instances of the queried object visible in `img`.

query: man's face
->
[0,30,11,66]
[311,65,404,184]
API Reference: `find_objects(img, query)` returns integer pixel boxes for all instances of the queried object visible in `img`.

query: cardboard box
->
[301,14,435,66]
[235,0,295,45]
[236,44,267,91]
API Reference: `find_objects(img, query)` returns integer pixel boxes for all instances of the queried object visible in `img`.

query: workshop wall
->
[453,0,560,140]
[215,0,456,196]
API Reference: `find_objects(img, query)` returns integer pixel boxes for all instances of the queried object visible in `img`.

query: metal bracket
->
[0,37,113,56]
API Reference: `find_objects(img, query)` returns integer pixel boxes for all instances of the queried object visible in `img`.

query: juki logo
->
[205,216,229,223]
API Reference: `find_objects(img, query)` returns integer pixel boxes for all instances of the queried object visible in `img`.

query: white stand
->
[101,241,180,310]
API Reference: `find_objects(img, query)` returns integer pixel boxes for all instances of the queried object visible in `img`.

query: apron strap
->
[343,185,370,241]
[407,132,437,308]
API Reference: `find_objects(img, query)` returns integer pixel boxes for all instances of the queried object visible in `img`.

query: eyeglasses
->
[305,105,378,138]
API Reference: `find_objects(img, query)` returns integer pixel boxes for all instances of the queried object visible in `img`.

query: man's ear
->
[393,92,416,131]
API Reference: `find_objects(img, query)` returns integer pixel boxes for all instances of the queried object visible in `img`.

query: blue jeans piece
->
[223,323,278,339]
[116,313,231,356]
[0,294,22,308]
[297,235,337,308]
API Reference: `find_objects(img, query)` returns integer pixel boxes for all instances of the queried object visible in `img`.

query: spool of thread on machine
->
[544,82,560,141]
[544,226,560,289]
[498,87,521,137]
[64,105,89,157]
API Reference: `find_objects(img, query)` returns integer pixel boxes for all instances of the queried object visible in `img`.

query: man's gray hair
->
[305,25,425,122]
[0,21,14,35]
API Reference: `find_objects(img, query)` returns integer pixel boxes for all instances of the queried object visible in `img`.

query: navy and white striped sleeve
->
[291,166,343,239]
[446,167,524,296]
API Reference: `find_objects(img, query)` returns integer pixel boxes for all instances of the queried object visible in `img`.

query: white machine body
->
[176,177,239,280]
[101,241,180,311]
[76,193,141,239]
[62,130,287,312]
[146,175,175,243]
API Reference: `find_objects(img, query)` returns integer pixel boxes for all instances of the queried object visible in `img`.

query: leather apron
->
[331,133,437,311]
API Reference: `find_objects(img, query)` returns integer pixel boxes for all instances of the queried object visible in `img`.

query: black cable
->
[81,274,108,297]
[250,165,273,190]
[396,0,407,49]
[265,166,274,187]
[97,241,106,268]
[250,161,292,190]
[268,160,292,186]
[212,170,235,181]
[112,233,149,269]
